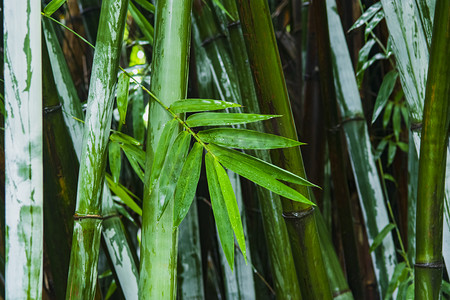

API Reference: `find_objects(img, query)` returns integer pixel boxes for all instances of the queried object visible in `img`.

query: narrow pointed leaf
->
[173,142,203,227]
[157,131,191,220]
[129,1,154,44]
[348,2,382,31]
[117,73,130,126]
[205,153,235,270]
[208,144,318,187]
[44,0,66,16]
[199,128,304,149]
[372,70,398,123]
[364,10,385,39]
[119,143,145,168]
[132,0,155,12]
[149,119,178,186]
[214,159,247,263]
[109,141,122,184]
[186,112,280,127]
[208,146,314,205]
[369,223,396,253]
[169,99,241,113]
[385,262,407,300]
[106,174,142,216]
[110,131,142,146]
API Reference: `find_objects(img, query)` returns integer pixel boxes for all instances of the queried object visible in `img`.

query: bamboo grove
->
[1,0,450,299]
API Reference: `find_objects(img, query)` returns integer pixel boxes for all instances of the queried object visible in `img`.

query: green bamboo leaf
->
[212,0,236,21]
[110,131,142,146]
[173,142,203,227]
[132,0,155,12]
[43,0,66,16]
[131,89,146,144]
[157,131,191,220]
[348,2,382,31]
[356,39,376,86]
[372,70,398,123]
[387,140,397,166]
[208,144,318,187]
[169,99,241,113]
[356,53,387,79]
[392,105,401,141]
[442,281,450,296]
[205,152,235,270]
[129,2,154,45]
[199,128,304,149]
[122,149,145,182]
[369,223,396,252]
[104,280,117,300]
[383,101,394,128]
[208,145,314,205]
[406,283,414,299]
[117,72,130,126]
[384,262,407,300]
[119,143,145,168]
[106,174,142,216]
[186,112,280,127]
[214,158,247,263]
[365,10,385,39]
[149,119,178,186]
[109,141,122,184]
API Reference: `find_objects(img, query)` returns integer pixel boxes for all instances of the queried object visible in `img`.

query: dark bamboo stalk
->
[415,1,450,298]
[236,1,333,298]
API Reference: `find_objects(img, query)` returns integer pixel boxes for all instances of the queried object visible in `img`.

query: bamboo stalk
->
[325,0,397,294]
[65,0,128,298]
[42,16,140,299]
[138,1,193,299]
[4,0,43,298]
[236,1,333,299]
[415,1,450,298]
[311,0,362,298]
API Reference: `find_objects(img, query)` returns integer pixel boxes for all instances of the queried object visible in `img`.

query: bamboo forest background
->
[1,0,450,299]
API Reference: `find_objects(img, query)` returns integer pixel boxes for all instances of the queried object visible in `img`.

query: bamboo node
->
[201,33,226,47]
[414,262,443,269]
[282,206,315,220]
[411,122,422,132]
[43,103,62,114]
[227,21,241,29]
[73,213,104,220]
[329,116,365,132]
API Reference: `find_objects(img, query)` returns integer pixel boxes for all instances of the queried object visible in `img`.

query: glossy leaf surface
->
[117,73,130,126]
[199,128,304,149]
[186,112,279,127]
[169,98,241,113]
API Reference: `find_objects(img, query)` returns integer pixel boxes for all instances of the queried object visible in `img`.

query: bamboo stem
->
[415,1,450,298]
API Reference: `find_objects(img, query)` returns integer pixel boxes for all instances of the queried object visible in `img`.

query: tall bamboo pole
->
[65,0,128,298]
[415,1,450,298]
[236,1,333,299]
[138,1,193,299]
[4,0,43,298]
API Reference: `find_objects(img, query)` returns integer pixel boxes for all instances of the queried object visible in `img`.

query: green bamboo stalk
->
[214,0,303,297]
[138,1,193,299]
[312,0,362,298]
[408,132,418,264]
[65,0,128,298]
[177,200,205,300]
[43,16,140,299]
[236,1,333,299]
[415,1,450,298]
[42,42,79,300]
[381,0,450,276]
[4,0,43,298]
[326,0,397,294]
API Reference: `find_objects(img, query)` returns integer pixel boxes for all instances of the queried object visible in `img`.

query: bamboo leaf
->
[110,131,142,146]
[199,128,304,149]
[109,141,122,184]
[392,105,401,141]
[169,99,241,113]
[208,144,318,187]
[383,101,394,128]
[214,159,247,263]
[384,262,407,300]
[119,143,145,168]
[149,119,178,187]
[387,141,397,166]
[208,145,314,205]
[173,142,203,227]
[157,131,191,220]
[43,0,66,16]
[129,1,154,45]
[348,2,382,31]
[212,0,236,21]
[365,10,385,39]
[106,174,142,216]
[186,112,280,127]
[370,223,396,252]
[356,39,376,86]
[117,72,130,126]
[132,0,155,13]
[205,152,235,270]
[372,70,398,123]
